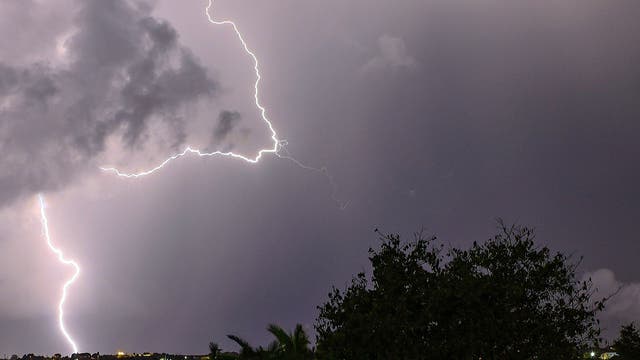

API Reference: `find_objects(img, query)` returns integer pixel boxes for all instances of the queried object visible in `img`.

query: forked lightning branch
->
[38,0,343,354]
[101,0,280,178]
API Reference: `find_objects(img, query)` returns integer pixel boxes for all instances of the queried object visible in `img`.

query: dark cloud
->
[0,0,218,206]
[212,110,242,144]
[0,63,58,105]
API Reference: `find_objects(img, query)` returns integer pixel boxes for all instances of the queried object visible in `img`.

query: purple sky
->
[1,0,639,355]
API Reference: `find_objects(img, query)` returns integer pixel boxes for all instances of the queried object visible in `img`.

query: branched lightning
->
[37,1,346,354]
[100,0,347,209]
[38,194,80,354]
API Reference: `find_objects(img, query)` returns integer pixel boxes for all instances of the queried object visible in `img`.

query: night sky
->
[1,0,639,355]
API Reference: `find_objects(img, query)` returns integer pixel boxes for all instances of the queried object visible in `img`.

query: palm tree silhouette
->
[227,323,313,359]
[266,324,312,359]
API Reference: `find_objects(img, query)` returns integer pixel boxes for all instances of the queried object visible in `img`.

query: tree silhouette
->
[316,223,605,359]
[209,342,222,360]
[614,323,640,359]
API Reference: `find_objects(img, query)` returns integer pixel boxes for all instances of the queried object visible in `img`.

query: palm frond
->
[267,323,292,349]
[227,334,255,355]
[293,324,311,351]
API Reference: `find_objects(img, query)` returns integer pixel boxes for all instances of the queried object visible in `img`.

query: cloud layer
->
[0,0,218,206]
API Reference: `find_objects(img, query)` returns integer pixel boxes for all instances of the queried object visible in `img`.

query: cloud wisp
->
[362,35,417,72]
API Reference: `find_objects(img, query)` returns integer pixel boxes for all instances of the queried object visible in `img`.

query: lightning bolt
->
[38,0,346,354]
[38,194,80,354]
[100,0,347,209]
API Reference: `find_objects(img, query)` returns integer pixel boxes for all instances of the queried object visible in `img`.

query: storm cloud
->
[0,0,218,206]
[212,110,241,144]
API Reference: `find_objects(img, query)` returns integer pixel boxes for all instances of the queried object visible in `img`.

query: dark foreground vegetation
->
[208,223,640,359]
[5,224,638,360]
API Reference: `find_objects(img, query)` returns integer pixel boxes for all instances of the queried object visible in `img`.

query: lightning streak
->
[100,0,346,208]
[100,0,276,177]
[39,0,343,354]
[38,194,80,354]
